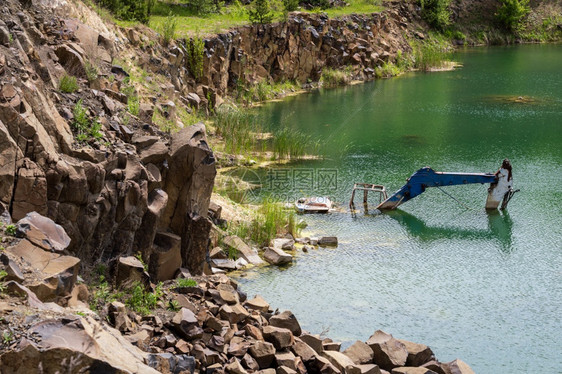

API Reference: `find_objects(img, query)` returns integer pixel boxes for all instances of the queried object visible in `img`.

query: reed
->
[272,127,320,160]
[214,105,262,155]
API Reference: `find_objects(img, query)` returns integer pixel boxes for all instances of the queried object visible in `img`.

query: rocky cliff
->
[0,0,216,276]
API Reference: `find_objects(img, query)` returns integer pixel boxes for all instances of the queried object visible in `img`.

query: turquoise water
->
[232,44,562,373]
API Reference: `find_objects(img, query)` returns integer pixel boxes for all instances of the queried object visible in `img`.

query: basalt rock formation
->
[0,0,216,276]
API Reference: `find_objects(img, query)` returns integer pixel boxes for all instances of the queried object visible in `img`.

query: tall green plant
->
[186,36,205,81]
[161,12,178,46]
[283,0,299,12]
[96,0,154,23]
[248,0,273,24]
[419,0,451,31]
[496,0,530,31]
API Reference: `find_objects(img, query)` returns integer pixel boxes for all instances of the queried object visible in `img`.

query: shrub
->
[4,225,16,236]
[161,12,178,46]
[185,36,205,81]
[125,282,163,315]
[176,278,197,288]
[248,0,273,24]
[321,68,351,87]
[182,0,223,15]
[303,0,330,9]
[85,62,98,82]
[496,0,530,31]
[96,0,155,23]
[59,74,78,93]
[283,0,299,12]
[72,100,103,142]
[419,0,451,31]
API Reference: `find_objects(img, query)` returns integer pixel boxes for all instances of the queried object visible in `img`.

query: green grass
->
[149,0,384,37]
[237,79,300,105]
[321,67,352,87]
[272,127,320,160]
[176,278,197,288]
[213,105,263,155]
[125,282,163,315]
[411,33,451,71]
[229,200,299,247]
[59,74,79,93]
[4,225,16,236]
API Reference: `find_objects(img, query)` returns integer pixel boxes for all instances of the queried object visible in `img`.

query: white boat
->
[295,197,333,213]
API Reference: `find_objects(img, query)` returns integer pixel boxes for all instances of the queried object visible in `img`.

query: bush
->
[186,36,205,81]
[303,0,330,9]
[248,0,273,24]
[283,0,299,12]
[182,0,223,15]
[125,282,163,315]
[72,100,103,143]
[96,0,155,24]
[176,278,197,288]
[59,74,78,93]
[496,0,531,31]
[419,0,451,31]
[160,12,178,46]
[321,67,351,87]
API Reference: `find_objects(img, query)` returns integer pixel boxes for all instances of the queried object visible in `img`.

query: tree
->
[283,0,299,13]
[248,0,273,25]
[419,0,451,31]
[496,0,531,31]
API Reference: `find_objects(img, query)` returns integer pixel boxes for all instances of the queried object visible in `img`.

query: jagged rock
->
[212,258,238,270]
[323,340,341,351]
[245,295,270,312]
[4,281,64,312]
[276,351,297,369]
[310,355,342,374]
[223,235,264,265]
[147,353,196,374]
[318,237,338,247]
[347,364,382,374]
[115,256,150,288]
[172,308,203,340]
[11,159,48,220]
[218,283,240,305]
[0,120,21,207]
[150,231,181,281]
[278,366,298,374]
[108,301,133,332]
[300,334,324,355]
[264,247,293,265]
[367,331,408,371]
[0,316,159,373]
[291,339,317,362]
[15,211,71,252]
[272,238,295,251]
[397,339,434,367]
[249,341,276,368]
[140,141,169,164]
[263,326,294,350]
[67,283,89,308]
[6,239,80,301]
[245,324,264,341]
[226,357,249,374]
[228,336,251,357]
[344,341,375,365]
[243,353,260,371]
[270,310,302,336]
[323,350,356,372]
[219,303,249,324]
[160,123,216,275]
[391,368,437,374]
[0,253,24,282]
[420,361,446,374]
[443,359,475,374]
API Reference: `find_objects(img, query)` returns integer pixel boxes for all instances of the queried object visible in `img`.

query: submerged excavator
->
[349,159,519,211]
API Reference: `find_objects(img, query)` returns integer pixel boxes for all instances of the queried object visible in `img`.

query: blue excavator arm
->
[376,167,498,210]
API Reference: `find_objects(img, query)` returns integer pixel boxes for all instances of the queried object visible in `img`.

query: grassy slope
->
[149,0,384,38]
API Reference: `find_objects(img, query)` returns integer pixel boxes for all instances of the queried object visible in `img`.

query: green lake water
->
[232,44,562,373]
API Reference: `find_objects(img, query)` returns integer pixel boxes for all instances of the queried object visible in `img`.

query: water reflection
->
[384,209,514,253]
